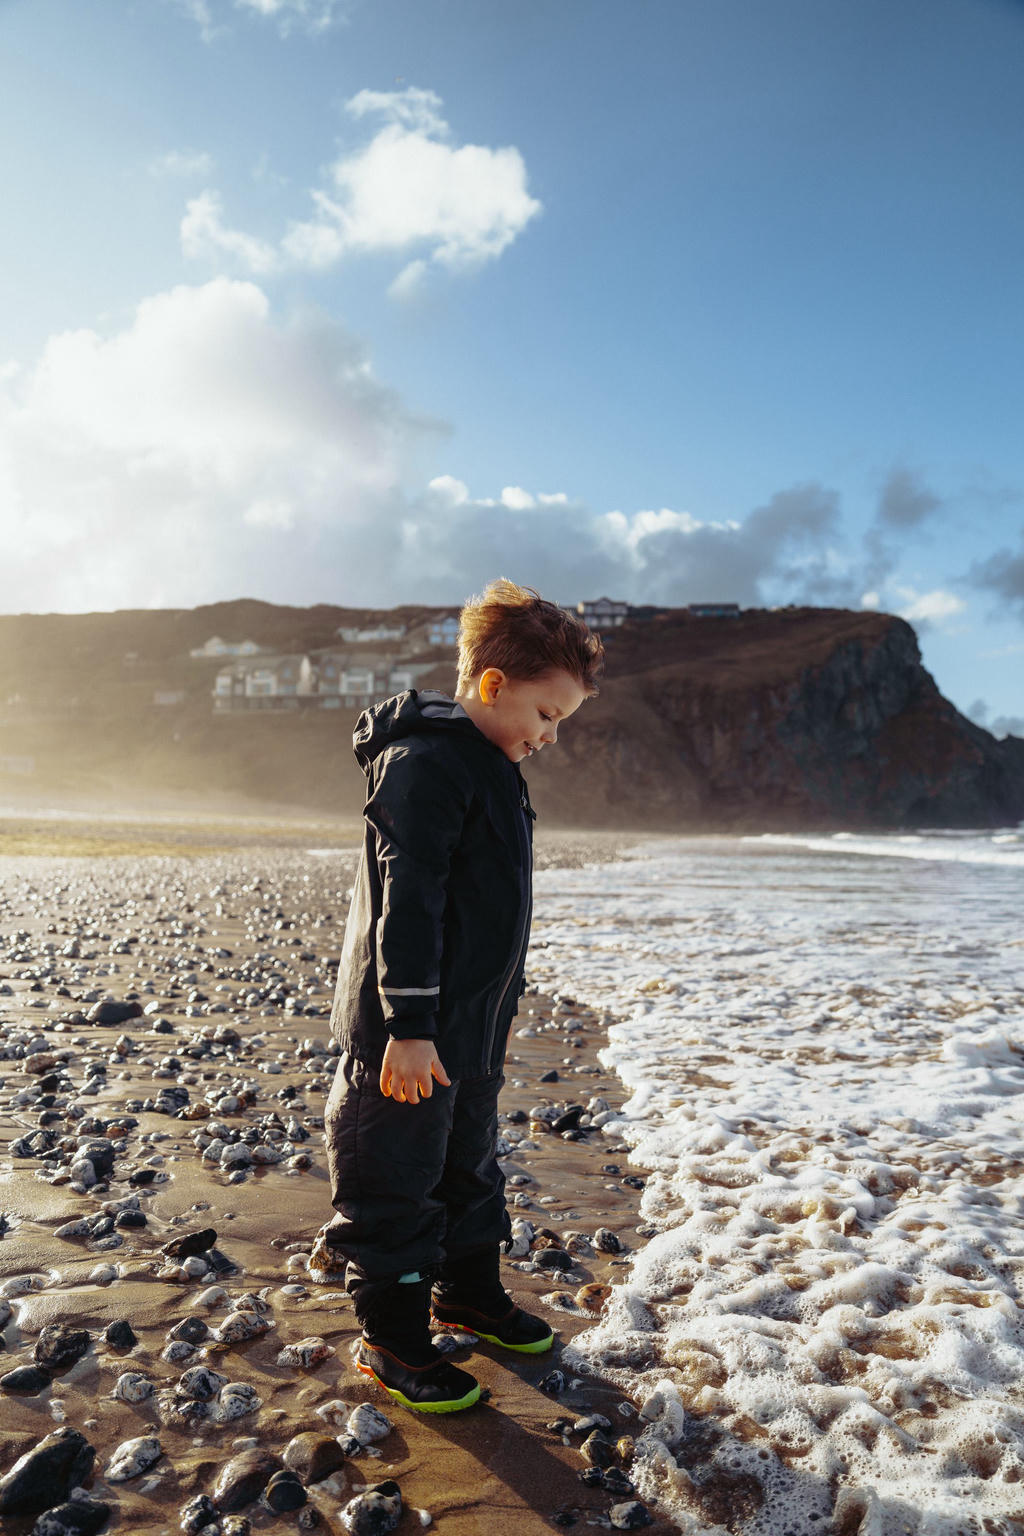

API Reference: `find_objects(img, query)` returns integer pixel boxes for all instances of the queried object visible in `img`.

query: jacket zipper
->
[483,785,535,1069]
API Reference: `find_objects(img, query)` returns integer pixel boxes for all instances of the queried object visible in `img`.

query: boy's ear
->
[479,667,506,705]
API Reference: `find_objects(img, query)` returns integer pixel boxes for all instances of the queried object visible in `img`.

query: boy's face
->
[473,667,588,764]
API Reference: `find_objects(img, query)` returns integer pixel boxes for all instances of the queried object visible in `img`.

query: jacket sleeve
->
[364,741,472,1042]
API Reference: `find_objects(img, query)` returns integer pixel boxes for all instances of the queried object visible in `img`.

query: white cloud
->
[182,87,542,289]
[0,280,427,610]
[500,486,536,511]
[861,590,881,609]
[150,149,216,178]
[181,190,280,275]
[172,0,348,39]
[894,586,967,625]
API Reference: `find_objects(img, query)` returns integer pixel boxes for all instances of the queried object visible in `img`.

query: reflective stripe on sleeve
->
[378,985,440,997]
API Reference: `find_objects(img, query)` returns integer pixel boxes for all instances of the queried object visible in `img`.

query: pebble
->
[283,1433,347,1484]
[34,1326,91,1371]
[593,1227,624,1253]
[29,1497,111,1536]
[340,1480,402,1535]
[276,1336,334,1369]
[213,1310,272,1344]
[113,1371,154,1403]
[609,1501,653,1529]
[347,1403,393,1443]
[213,1448,282,1511]
[104,1319,137,1349]
[0,1427,95,1516]
[1,1364,51,1394]
[210,1382,262,1422]
[106,1435,162,1482]
[179,1493,219,1533]
[177,1365,226,1401]
[264,1469,306,1512]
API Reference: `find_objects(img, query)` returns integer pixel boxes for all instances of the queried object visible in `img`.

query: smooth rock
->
[179,1492,219,1534]
[594,1227,624,1254]
[1,1365,51,1394]
[282,1433,346,1484]
[105,1316,136,1348]
[177,1365,226,1401]
[30,1497,111,1536]
[162,1228,217,1259]
[112,1372,153,1403]
[214,1311,271,1344]
[0,1426,96,1516]
[264,1469,306,1512]
[609,1502,653,1530]
[105,1435,162,1482]
[276,1336,334,1370]
[340,1481,402,1536]
[346,1403,393,1444]
[34,1326,91,1371]
[213,1448,282,1512]
[210,1382,262,1422]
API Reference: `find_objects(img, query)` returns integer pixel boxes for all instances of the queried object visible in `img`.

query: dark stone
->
[601,1469,636,1497]
[179,1494,218,1535]
[264,1470,306,1512]
[128,1168,157,1187]
[579,1431,613,1468]
[339,1481,402,1536]
[0,1426,96,1516]
[593,1228,624,1254]
[30,1497,111,1536]
[77,1141,115,1178]
[283,1433,347,1484]
[34,1326,91,1371]
[504,1108,527,1124]
[168,1317,209,1345]
[552,1106,584,1133]
[609,1502,653,1530]
[539,1069,560,1083]
[86,1001,143,1026]
[1,1365,51,1394]
[103,1320,137,1349]
[622,1176,645,1190]
[213,1449,282,1512]
[297,1507,321,1530]
[114,1208,147,1229]
[38,1074,62,1094]
[162,1228,217,1259]
[540,1369,567,1395]
[204,1247,238,1275]
[221,1520,251,1536]
[535,1247,573,1272]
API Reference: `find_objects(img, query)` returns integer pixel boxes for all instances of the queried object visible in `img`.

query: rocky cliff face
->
[0,603,1019,829]
[527,608,1024,830]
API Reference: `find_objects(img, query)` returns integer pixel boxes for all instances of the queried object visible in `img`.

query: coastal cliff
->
[525,607,1024,829]
[0,601,1020,830]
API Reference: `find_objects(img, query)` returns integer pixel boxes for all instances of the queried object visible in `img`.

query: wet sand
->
[0,832,672,1535]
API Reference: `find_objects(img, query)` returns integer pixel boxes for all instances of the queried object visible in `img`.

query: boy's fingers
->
[418,1075,432,1099]
[432,1059,451,1086]
[379,1063,391,1097]
[403,1078,419,1105]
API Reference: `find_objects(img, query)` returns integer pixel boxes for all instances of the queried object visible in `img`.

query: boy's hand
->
[379,1039,451,1104]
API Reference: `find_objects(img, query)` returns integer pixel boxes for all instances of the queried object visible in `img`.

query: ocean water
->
[528,830,1024,1536]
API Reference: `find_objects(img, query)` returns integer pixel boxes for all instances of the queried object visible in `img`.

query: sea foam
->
[529,834,1024,1536]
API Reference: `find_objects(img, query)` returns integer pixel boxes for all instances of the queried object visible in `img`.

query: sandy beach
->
[0,826,674,1535]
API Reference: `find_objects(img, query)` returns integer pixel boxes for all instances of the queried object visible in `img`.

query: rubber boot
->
[432,1245,554,1354]
[349,1269,481,1413]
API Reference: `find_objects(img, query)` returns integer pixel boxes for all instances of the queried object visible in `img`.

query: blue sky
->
[2,0,1023,731]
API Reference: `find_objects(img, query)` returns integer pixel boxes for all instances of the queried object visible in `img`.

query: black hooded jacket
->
[329,689,536,1078]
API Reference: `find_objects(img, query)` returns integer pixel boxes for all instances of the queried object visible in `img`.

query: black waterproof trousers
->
[321,1051,511,1281]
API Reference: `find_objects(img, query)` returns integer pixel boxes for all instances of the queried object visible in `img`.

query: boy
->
[315,578,603,1413]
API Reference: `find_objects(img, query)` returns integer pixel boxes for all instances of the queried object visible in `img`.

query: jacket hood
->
[353,689,491,773]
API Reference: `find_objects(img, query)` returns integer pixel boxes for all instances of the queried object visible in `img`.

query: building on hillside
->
[576,597,630,629]
[212,654,306,711]
[688,603,741,618]
[191,636,265,659]
[306,651,435,709]
[336,623,407,644]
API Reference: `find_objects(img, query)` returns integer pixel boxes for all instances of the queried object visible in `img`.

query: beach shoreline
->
[0,837,673,1535]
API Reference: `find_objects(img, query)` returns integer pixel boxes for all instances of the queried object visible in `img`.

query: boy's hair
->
[456,578,604,694]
